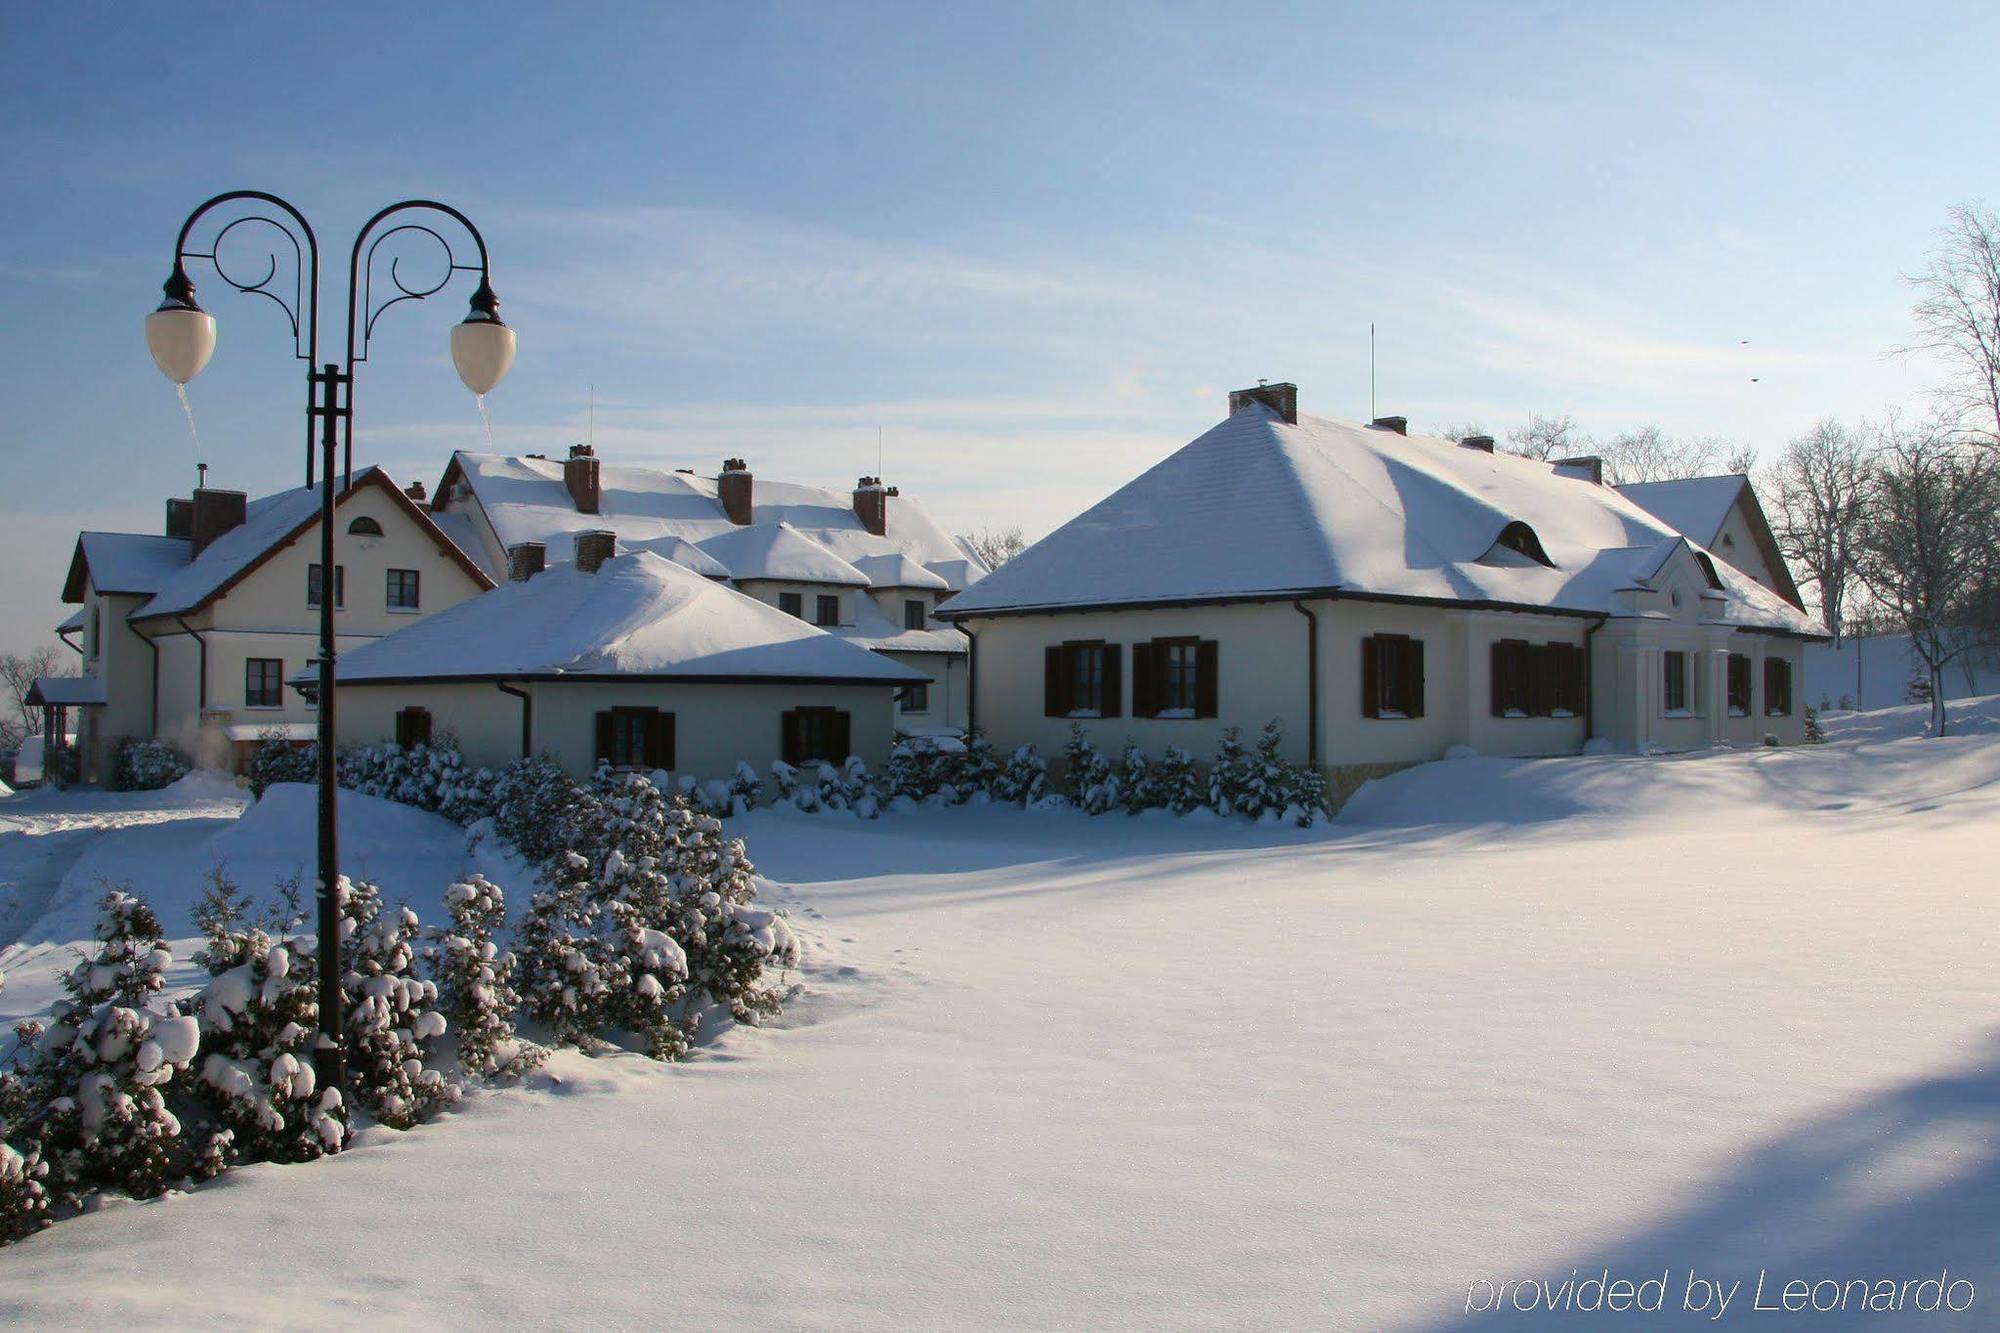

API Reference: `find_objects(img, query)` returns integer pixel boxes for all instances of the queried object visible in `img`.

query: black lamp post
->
[146,191,515,1100]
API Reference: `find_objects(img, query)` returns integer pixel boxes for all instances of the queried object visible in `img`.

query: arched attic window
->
[1481,520,1555,568]
[348,516,384,537]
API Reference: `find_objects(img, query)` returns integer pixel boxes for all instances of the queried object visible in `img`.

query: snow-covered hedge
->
[114,738,191,792]
[246,732,316,798]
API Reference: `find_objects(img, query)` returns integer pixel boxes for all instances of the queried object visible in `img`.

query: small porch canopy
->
[25,676,107,708]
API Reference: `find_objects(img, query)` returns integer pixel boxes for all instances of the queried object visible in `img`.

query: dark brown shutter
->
[1361,636,1380,718]
[1194,640,1219,718]
[1407,639,1425,718]
[594,711,614,766]
[831,710,852,762]
[1489,643,1506,717]
[1131,642,1157,718]
[650,712,675,769]
[1531,644,1555,717]
[1101,644,1123,718]
[1044,646,1067,717]
[780,710,801,765]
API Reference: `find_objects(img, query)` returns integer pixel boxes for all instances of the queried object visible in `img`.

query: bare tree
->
[1902,202,2000,447]
[959,525,1027,571]
[1596,427,1748,484]
[1503,413,1583,461]
[1764,420,1874,644]
[1853,416,2000,735]
[0,647,65,740]
[1430,422,1488,445]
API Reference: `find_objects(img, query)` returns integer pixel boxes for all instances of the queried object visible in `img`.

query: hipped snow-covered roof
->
[850,552,950,591]
[938,407,1820,635]
[26,676,106,707]
[325,551,926,685]
[695,522,870,586]
[438,451,986,590]
[63,533,190,601]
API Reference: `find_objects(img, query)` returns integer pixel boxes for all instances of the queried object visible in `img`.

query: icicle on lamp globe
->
[451,279,515,396]
[146,266,216,385]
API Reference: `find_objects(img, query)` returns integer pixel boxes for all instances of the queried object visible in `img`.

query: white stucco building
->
[936,384,1824,805]
[52,469,493,781]
[427,446,985,736]
[317,542,924,780]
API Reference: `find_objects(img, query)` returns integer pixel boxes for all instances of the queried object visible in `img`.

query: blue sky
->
[1,1,1991,652]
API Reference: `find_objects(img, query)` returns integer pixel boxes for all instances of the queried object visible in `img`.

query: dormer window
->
[1480,521,1554,568]
[348,516,384,537]
[1693,552,1723,588]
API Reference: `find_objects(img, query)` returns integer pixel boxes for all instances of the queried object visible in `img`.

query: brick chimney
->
[564,443,601,515]
[1370,415,1408,436]
[506,541,546,582]
[1552,455,1604,485]
[165,498,193,540]
[404,480,427,502]
[1460,434,1495,453]
[1227,382,1298,424]
[574,530,616,574]
[719,458,753,525]
[190,488,248,558]
[853,476,888,537]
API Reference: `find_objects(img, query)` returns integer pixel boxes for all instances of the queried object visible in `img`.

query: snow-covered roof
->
[938,407,1820,636]
[1614,475,1746,546]
[65,532,190,600]
[695,522,870,586]
[631,535,731,579]
[833,591,968,656]
[26,676,106,707]
[132,469,492,622]
[851,552,950,591]
[323,551,926,686]
[56,607,85,634]
[437,451,987,590]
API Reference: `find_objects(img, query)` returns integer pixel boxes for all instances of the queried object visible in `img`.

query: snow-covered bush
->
[515,856,619,1053]
[993,744,1049,806]
[247,733,316,798]
[654,800,799,1021]
[338,878,455,1129]
[1804,705,1828,744]
[12,891,199,1203]
[729,760,762,813]
[1061,725,1096,804]
[1062,727,1120,815]
[492,755,592,866]
[834,756,881,818]
[0,973,53,1246]
[1116,744,1157,815]
[1155,746,1205,815]
[888,736,951,804]
[193,872,345,1163]
[114,738,190,792]
[956,732,999,801]
[338,741,496,825]
[429,876,545,1081]
[1206,728,1253,817]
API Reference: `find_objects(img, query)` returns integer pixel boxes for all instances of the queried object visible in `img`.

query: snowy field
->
[2,701,1997,1329]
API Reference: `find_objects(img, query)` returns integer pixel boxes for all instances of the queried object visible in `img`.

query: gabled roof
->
[938,407,1820,636]
[321,551,925,686]
[695,522,870,586]
[130,469,494,623]
[63,533,190,602]
[1615,473,1804,608]
[833,589,968,656]
[850,552,950,591]
[434,451,986,590]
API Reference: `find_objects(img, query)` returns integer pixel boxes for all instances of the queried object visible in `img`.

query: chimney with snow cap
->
[574,530,615,574]
[564,443,601,515]
[507,541,546,582]
[719,458,753,525]
[853,476,888,537]
[1552,455,1604,485]
[1228,382,1298,424]
[191,488,248,558]
[1460,435,1495,453]
[1370,415,1408,436]
[165,498,193,539]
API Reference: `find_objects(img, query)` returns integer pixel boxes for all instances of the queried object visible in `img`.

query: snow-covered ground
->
[1805,632,1999,712]
[2,702,1997,1328]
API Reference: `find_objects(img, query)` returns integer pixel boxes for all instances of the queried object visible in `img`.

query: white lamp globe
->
[146,304,216,385]
[451,316,515,396]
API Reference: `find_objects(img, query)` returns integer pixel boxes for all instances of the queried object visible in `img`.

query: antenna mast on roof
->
[588,383,595,448]
[877,424,883,479]
[1369,322,1377,420]
[197,461,209,490]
